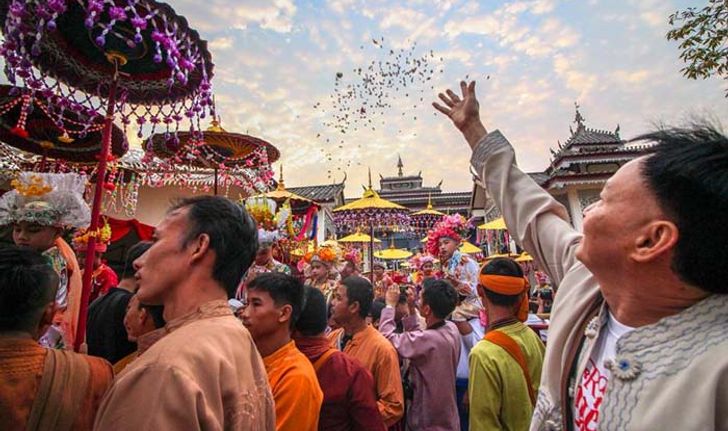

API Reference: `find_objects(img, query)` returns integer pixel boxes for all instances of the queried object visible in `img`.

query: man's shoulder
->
[143,316,254,363]
[365,327,398,355]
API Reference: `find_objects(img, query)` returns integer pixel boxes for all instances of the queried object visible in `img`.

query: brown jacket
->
[0,337,112,431]
[471,130,728,431]
[94,300,275,430]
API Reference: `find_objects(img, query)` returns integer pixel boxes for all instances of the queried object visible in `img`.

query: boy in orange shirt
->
[242,272,323,431]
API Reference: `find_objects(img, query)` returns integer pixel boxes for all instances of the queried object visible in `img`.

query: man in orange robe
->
[0,246,112,431]
[328,276,404,428]
[242,272,323,431]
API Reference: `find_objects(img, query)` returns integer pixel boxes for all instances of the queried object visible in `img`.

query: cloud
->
[172,0,297,33]
[209,36,234,51]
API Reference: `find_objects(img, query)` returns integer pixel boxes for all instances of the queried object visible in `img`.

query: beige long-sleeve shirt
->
[471,130,728,431]
[94,300,275,430]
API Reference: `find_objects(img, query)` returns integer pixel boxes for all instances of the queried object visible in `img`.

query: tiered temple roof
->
[542,104,650,190]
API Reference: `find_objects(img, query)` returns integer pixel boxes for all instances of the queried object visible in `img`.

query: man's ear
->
[349,300,361,318]
[632,220,679,263]
[189,233,211,262]
[278,304,293,325]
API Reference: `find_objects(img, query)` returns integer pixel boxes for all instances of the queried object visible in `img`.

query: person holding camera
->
[379,279,462,430]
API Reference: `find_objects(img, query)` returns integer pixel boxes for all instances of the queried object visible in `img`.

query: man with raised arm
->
[434,81,728,430]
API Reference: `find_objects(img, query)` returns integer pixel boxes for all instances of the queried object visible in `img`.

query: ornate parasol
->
[148,117,277,195]
[333,169,410,281]
[411,195,444,232]
[339,231,382,244]
[478,217,507,230]
[459,241,482,255]
[1,0,214,351]
[374,246,413,260]
[0,85,127,164]
[253,165,317,213]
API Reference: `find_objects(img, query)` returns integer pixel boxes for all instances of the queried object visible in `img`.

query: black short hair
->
[0,246,59,332]
[121,241,152,280]
[295,286,328,336]
[171,196,258,297]
[139,302,166,329]
[481,258,524,307]
[369,299,386,321]
[633,124,728,294]
[342,276,374,319]
[248,272,305,328]
[422,279,458,319]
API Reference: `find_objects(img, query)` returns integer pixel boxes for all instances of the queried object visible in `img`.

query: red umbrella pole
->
[370,224,375,283]
[75,73,119,352]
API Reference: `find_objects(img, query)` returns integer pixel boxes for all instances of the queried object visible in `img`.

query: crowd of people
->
[0,80,727,431]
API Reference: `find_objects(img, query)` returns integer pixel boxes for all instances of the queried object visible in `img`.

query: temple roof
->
[288,183,346,203]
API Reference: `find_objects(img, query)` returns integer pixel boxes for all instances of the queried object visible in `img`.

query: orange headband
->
[479,274,527,295]
[479,273,530,322]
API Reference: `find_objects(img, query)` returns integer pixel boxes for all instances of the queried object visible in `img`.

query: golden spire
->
[276,164,286,191]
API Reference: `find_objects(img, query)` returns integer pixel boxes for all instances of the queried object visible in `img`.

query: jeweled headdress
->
[0,172,90,228]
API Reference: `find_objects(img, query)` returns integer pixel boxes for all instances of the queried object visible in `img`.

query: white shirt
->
[573,311,634,431]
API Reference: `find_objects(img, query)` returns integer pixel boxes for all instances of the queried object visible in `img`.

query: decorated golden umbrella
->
[411,195,445,232]
[516,252,534,262]
[150,117,279,195]
[333,170,411,280]
[478,217,507,230]
[459,241,483,255]
[374,246,413,260]
[253,165,318,213]
[339,231,382,244]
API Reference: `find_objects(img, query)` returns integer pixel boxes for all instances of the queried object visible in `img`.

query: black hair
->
[171,196,258,297]
[121,241,152,280]
[422,278,458,319]
[139,303,166,329]
[633,124,728,294]
[295,286,328,336]
[369,299,386,322]
[247,272,305,328]
[0,246,59,332]
[342,276,374,319]
[481,257,524,307]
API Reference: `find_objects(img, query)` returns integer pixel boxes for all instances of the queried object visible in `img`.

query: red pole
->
[370,223,375,283]
[74,73,119,352]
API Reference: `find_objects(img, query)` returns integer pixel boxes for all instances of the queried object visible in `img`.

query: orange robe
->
[263,340,323,431]
[328,326,404,426]
[0,337,113,431]
[55,237,83,349]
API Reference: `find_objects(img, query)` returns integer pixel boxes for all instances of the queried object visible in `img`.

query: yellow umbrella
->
[374,247,413,260]
[321,239,339,248]
[420,236,429,243]
[334,187,407,212]
[515,252,534,262]
[339,232,382,243]
[412,195,445,217]
[478,217,507,230]
[253,165,316,204]
[459,241,482,254]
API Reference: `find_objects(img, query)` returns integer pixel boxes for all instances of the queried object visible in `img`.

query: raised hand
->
[433,81,487,148]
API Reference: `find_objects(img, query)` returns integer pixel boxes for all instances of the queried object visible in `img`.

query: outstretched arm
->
[433,81,582,285]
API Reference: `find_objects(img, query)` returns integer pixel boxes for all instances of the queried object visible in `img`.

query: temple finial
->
[276,164,285,190]
[574,101,585,130]
[397,154,404,177]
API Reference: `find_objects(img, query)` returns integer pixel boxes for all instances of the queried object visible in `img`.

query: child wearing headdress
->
[0,172,90,349]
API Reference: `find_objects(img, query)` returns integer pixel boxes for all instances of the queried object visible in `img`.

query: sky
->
[141,0,727,197]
